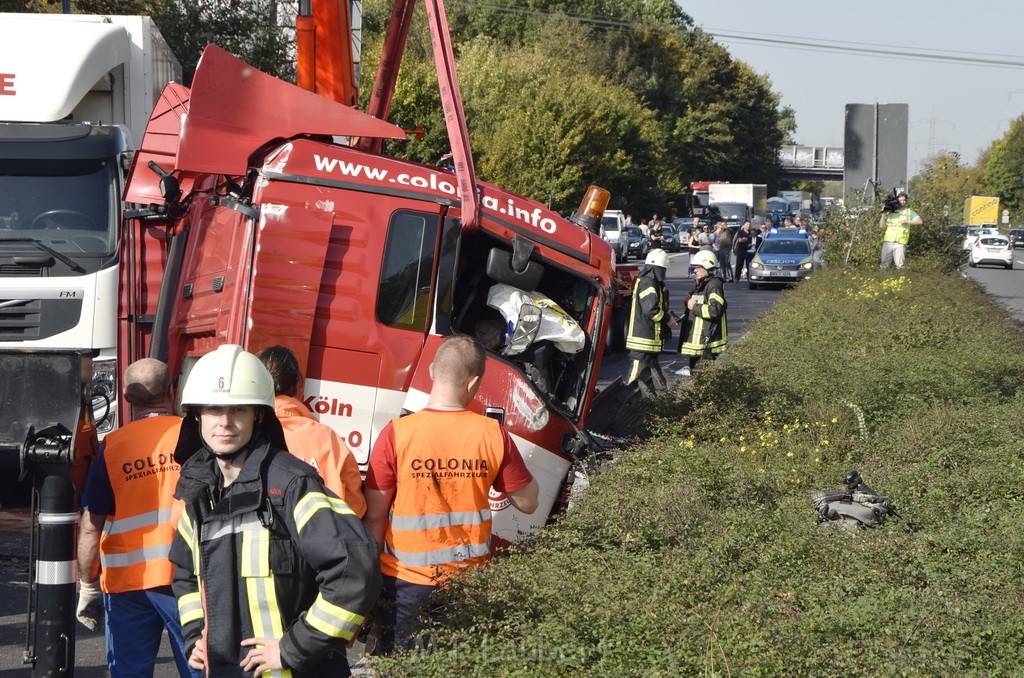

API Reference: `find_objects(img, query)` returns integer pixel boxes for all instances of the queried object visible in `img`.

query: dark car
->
[1008,227,1024,249]
[748,237,815,289]
[661,223,682,252]
[626,226,650,259]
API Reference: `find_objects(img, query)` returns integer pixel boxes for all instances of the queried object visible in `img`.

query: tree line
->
[910,117,1024,228]
[8,0,795,215]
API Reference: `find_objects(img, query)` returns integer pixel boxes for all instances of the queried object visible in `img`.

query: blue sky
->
[681,1,1024,178]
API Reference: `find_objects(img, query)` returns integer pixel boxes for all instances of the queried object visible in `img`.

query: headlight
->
[91,358,117,434]
[751,260,763,270]
[800,261,813,270]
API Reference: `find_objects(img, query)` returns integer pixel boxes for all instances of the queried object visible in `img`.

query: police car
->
[749,227,815,290]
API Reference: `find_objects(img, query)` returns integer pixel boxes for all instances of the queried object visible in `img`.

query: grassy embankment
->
[380,264,1024,676]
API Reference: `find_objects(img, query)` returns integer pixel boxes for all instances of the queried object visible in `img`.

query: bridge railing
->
[779,145,844,170]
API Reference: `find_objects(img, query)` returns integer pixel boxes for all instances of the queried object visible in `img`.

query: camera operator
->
[879,190,922,269]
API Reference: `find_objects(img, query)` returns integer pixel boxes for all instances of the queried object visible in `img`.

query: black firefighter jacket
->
[625,267,667,353]
[679,274,728,356]
[170,435,381,677]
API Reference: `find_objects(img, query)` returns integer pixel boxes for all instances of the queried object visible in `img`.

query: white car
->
[962,226,999,250]
[969,234,1013,269]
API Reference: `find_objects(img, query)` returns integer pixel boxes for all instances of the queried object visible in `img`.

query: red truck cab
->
[119,48,616,542]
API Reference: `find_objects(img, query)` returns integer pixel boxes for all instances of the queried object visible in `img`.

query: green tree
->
[909,151,986,225]
[458,30,665,213]
[149,0,293,85]
[984,115,1024,216]
[11,0,294,85]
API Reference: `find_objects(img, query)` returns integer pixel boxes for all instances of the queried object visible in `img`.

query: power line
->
[708,31,1024,69]
[448,1,1024,69]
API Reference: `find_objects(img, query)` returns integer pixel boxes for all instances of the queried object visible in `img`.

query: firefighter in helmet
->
[625,249,673,390]
[676,250,728,376]
[168,344,380,677]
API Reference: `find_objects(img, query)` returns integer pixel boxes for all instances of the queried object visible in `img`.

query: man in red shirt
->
[363,334,538,654]
[257,345,366,517]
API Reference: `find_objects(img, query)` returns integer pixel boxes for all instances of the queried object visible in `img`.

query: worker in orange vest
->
[77,358,199,677]
[363,334,540,654]
[256,345,366,517]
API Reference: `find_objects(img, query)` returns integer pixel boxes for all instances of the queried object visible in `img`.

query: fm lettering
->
[0,74,14,96]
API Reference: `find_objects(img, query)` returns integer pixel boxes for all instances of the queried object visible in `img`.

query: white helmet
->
[690,250,719,270]
[645,249,669,268]
[180,344,275,409]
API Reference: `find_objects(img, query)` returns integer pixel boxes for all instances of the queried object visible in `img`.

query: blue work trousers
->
[104,585,200,678]
[375,574,437,655]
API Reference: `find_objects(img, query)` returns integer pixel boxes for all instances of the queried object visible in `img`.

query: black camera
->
[883,195,901,213]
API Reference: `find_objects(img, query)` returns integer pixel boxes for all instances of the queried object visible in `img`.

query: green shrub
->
[378,266,1024,676]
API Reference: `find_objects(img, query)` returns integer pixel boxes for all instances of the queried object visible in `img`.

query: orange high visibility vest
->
[99,416,182,594]
[382,410,505,586]
[275,395,367,518]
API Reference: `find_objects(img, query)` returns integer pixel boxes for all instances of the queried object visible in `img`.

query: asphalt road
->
[0,251,785,676]
[963,251,1024,324]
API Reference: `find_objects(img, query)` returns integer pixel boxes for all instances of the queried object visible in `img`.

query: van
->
[600,210,628,263]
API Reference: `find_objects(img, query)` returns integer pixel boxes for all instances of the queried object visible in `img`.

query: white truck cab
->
[0,14,180,437]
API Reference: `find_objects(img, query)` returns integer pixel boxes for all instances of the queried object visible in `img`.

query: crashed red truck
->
[118,44,621,545]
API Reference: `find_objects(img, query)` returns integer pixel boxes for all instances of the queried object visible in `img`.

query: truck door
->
[164,195,334,386]
[293,198,448,467]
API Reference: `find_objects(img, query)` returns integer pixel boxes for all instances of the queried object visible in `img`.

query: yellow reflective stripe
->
[177,510,195,546]
[293,492,355,534]
[638,286,659,300]
[305,594,365,641]
[241,527,270,578]
[707,292,725,306]
[177,510,201,576]
[178,591,204,626]
[627,359,642,383]
[242,530,292,678]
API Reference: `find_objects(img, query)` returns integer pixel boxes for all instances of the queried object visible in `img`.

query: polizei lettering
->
[409,457,489,479]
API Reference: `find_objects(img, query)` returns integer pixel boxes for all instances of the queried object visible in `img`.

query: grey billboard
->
[843,103,909,201]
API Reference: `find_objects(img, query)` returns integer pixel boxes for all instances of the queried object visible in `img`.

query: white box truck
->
[778,190,814,220]
[708,183,767,228]
[0,14,180,436]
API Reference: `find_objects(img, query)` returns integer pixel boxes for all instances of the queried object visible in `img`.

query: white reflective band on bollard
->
[37,512,79,525]
[35,560,76,585]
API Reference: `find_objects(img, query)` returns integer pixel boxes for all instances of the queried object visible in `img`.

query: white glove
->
[76,579,103,631]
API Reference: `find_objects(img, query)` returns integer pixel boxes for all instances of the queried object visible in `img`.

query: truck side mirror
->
[147,161,182,206]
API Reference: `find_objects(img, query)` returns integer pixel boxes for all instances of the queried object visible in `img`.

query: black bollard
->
[31,470,78,677]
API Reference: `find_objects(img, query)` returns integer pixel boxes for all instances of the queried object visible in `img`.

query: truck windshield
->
[0,158,117,257]
[715,203,747,221]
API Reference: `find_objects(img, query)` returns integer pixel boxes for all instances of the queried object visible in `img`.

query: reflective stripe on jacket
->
[275,395,366,518]
[625,272,665,353]
[170,436,381,677]
[99,416,182,593]
[382,410,504,586]
[680,276,728,356]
